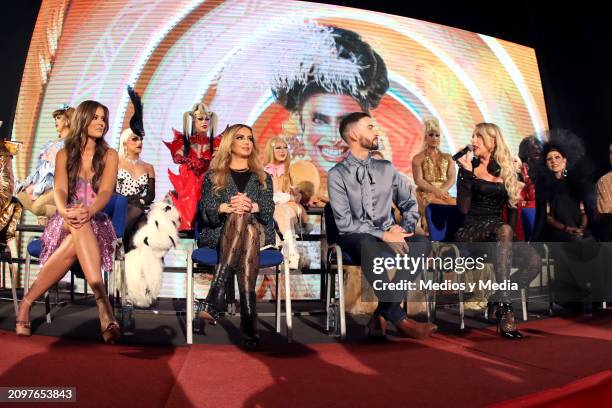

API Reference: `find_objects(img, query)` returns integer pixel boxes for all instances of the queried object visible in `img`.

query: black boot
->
[198,264,234,325]
[495,302,523,339]
[240,291,260,350]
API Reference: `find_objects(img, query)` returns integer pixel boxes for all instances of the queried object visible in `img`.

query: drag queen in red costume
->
[164,102,219,230]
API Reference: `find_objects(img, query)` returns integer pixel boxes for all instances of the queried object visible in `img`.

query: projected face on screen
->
[299,93,361,172]
[269,25,389,177]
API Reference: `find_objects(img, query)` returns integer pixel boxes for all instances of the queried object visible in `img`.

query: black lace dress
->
[454,166,540,301]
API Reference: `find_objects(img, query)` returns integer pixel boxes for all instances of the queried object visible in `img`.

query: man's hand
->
[388,225,407,234]
[382,230,412,243]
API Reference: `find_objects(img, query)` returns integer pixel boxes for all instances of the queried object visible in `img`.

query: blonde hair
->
[420,117,442,153]
[118,128,134,158]
[263,136,292,192]
[210,124,267,194]
[473,123,521,208]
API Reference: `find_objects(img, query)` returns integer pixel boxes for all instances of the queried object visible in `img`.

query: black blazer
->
[197,170,275,249]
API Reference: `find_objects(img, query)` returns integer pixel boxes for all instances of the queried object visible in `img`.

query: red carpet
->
[493,370,612,407]
[1,313,611,407]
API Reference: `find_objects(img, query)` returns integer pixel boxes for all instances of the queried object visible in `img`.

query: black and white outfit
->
[116,169,155,250]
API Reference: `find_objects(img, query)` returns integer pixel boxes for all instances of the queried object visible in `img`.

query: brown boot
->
[394,318,437,339]
[366,313,387,340]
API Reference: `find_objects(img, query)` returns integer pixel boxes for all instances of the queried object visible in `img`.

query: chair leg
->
[275,267,281,333]
[45,291,52,323]
[6,258,18,317]
[325,269,331,333]
[458,271,465,330]
[458,289,465,330]
[337,263,346,340]
[25,251,31,293]
[283,261,293,343]
[521,288,528,321]
[70,271,75,303]
[547,256,554,316]
[186,247,194,345]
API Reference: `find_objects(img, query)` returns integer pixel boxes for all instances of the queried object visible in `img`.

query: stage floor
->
[1,298,611,407]
[0,288,561,346]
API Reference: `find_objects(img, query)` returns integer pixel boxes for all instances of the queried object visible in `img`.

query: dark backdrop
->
[2,1,611,175]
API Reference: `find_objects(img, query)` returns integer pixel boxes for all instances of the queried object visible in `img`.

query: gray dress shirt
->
[328,152,419,238]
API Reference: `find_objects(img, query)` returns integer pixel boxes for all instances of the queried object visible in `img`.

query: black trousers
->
[337,233,430,324]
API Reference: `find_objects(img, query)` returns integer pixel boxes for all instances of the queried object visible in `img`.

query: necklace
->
[126,157,141,165]
[231,167,249,172]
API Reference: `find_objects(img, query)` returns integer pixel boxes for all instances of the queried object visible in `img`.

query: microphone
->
[452,145,473,161]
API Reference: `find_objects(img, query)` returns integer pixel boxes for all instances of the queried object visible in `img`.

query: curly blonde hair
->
[474,123,521,208]
[209,124,267,194]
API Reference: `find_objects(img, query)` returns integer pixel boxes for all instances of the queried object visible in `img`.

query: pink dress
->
[39,177,117,272]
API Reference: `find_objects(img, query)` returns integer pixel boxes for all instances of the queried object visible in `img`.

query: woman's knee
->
[67,222,94,240]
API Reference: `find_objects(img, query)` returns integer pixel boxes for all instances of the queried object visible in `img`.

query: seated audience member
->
[510,155,533,240]
[16,105,75,222]
[411,118,456,233]
[16,100,120,343]
[263,136,307,269]
[596,141,612,241]
[116,87,155,249]
[328,112,437,340]
[196,124,275,350]
[517,136,543,209]
[540,143,594,242]
[0,137,22,243]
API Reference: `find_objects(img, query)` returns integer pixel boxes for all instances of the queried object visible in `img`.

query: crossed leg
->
[17,221,117,337]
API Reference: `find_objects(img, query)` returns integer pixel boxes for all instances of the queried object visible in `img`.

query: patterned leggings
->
[456,217,541,302]
[203,213,260,336]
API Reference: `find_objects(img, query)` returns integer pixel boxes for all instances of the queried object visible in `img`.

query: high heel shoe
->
[495,302,523,339]
[16,298,32,337]
[485,301,500,322]
[196,301,219,326]
[95,295,120,344]
[197,264,234,326]
[366,313,387,340]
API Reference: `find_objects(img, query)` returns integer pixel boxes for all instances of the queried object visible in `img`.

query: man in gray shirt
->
[328,112,437,339]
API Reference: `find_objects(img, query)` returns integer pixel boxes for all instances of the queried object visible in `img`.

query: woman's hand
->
[567,226,584,237]
[219,203,234,214]
[433,188,450,200]
[62,205,88,228]
[76,207,92,225]
[230,193,253,214]
[456,152,473,172]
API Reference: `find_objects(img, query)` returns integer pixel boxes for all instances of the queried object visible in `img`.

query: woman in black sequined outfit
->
[455,123,541,339]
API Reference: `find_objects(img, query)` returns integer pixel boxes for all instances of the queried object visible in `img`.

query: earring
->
[562,168,567,177]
